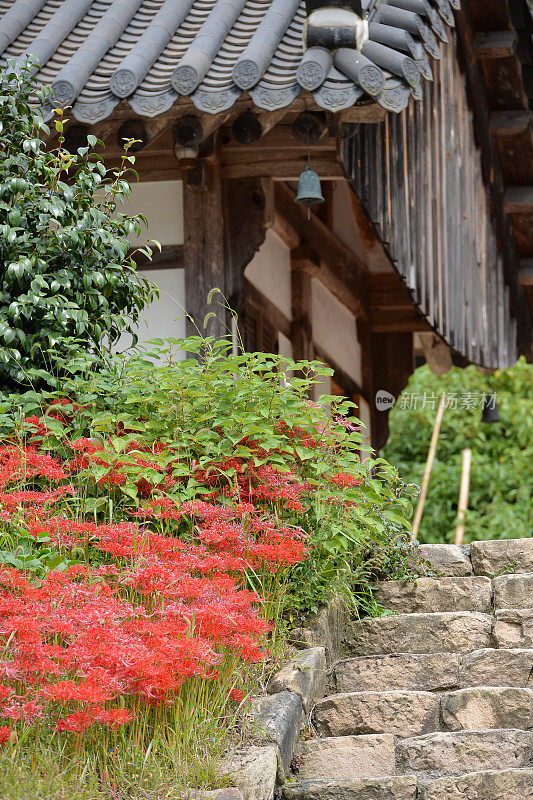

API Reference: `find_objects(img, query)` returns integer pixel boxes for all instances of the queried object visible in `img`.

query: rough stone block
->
[267,648,326,712]
[291,596,347,659]
[296,734,395,781]
[441,686,533,731]
[396,729,533,779]
[283,776,419,800]
[470,537,533,576]
[314,690,440,738]
[493,573,533,609]
[345,612,492,656]
[224,746,278,800]
[417,544,472,577]
[420,768,533,800]
[335,653,460,693]
[460,648,533,687]
[493,608,533,648]
[250,691,303,777]
[374,577,491,614]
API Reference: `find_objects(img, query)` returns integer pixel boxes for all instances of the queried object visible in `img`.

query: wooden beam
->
[290,244,320,275]
[490,110,532,138]
[518,259,533,286]
[369,272,415,309]
[337,105,387,124]
[370,308,431,333]
[222,153,345,181]
[504,186,533,213]
[474,31,517,59]
[273,182,369,318]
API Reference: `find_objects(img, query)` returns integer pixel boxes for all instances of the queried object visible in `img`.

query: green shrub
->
[2,336,417,617]
[0,61,153,389]
[383,358,532,543]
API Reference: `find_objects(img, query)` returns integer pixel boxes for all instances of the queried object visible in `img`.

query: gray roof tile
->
[0,0,460,121]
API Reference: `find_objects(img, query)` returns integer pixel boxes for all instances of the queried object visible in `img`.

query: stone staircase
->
[283,539,533,799]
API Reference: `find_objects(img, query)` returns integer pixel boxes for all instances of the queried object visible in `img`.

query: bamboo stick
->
[411,394,446,539]
[454,448,472,546]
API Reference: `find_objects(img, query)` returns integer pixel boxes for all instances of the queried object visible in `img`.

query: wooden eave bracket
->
[474,30,518,59]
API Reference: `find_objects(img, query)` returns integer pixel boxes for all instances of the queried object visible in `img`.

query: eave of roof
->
[0,0,460,123]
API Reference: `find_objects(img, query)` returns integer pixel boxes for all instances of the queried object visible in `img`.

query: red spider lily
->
[0,412,313,742]
[329,472,362,487]
[0,726,14,745]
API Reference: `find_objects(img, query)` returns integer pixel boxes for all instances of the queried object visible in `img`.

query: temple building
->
[1,0,532,447]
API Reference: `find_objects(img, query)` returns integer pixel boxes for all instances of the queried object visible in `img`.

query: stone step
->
[396,729,533,779]
[460,648,533,688]
[420,768,533,799]
[335,652,460,693]
[417,544,472,577]
[471,537,533,576]
[441,687,533,731]
[373,577,492,614]
[345,612,492,656]
[283,776,418,800]
[314,691,440,739]
[493,573,533,609]
[493,608,533,648]
[295,734,394,781]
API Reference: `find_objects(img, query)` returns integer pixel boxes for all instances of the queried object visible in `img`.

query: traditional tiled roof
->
[0,0,460,123]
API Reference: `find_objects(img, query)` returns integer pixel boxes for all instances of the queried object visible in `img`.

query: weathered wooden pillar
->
[183,159,227,340]
[369,331,414,450]
[290,246,318,364]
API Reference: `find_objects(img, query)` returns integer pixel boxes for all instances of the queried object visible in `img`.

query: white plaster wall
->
[117,267,186,354]
[136,267,186,344]
[244,230,292,320]
[330,182,367,263]
[111,181,185,353]
[277,331,293,359]
[311,278,362,385]
[331,182,390,274]
[120,180,184,246]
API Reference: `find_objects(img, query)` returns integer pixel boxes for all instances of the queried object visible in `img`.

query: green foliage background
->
[383,357,532,544]
[0,61,153,390]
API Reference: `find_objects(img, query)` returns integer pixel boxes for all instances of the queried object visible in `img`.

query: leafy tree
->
[383,358,532,543]
[0,61,154,390]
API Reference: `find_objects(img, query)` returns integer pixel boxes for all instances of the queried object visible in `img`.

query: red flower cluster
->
[0,421,313,740]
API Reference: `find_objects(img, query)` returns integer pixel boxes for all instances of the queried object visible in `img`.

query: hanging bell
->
[295,165,325,211]
[481,394,502,424]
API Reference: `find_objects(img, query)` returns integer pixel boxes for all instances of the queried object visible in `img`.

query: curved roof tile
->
[0,0,460,121]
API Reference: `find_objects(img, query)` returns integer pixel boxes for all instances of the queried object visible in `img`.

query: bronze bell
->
[481,394,502,424]
[295,165,325,211]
